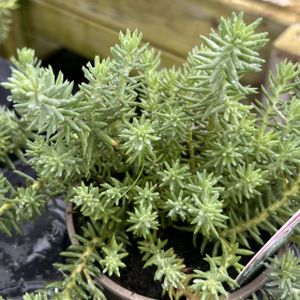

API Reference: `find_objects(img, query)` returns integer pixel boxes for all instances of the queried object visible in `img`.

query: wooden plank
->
[1,5,60,59]
[262,24,300,109]
[24,33,61,60]
[45,0,216,58]
[0,9,24,58]
[18,0,300,83]
[22,0,184,67]
[260,0,300,13]
[213,0,300,25]
[44,0,300,54]
[273,23,300,61]
[266,24,300,82]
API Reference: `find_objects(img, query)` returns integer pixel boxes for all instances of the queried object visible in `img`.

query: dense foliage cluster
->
[265,249,300,299]
[0,12,300,300]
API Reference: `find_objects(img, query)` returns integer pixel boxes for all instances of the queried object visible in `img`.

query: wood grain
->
[7,0,300,82]
[22,0,184,67]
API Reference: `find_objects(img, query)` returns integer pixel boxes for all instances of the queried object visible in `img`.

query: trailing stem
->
[221,172,300,238]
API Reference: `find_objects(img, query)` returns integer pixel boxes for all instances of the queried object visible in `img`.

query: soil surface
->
[73,208,269,300]
[111,228,213,299]
[110,227,266,299]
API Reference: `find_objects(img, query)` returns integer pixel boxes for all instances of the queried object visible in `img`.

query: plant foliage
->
[264,249,300,299]
[1,12,300,300]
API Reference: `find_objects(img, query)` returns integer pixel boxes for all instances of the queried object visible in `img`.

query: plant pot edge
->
[65,203,268,300]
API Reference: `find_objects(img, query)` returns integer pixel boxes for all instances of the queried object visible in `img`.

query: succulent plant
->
[1,12,300,300]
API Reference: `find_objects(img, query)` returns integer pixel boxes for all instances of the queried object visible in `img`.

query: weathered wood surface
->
[0,9,24,58]
[226,0,300,24]
[5,0,300,81]
[23,0,299,57]
[260,0,300,13]
[266,23,300,84]
[273,23,300,61]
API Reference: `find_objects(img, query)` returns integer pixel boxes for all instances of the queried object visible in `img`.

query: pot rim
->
[65,203,269,300]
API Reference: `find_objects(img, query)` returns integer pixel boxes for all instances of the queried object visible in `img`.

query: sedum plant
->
[1,12,300,300]
[264,249,300,299]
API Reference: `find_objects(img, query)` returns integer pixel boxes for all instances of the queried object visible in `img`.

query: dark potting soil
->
[111,240,164,299]
[110,228,209,299]
[110,227,272,299]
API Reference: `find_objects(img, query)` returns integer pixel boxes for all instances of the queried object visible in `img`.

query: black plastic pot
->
[0,196,68,299]
[0,57,12,108]
[0,57,69,299]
